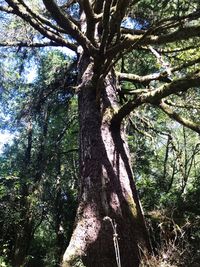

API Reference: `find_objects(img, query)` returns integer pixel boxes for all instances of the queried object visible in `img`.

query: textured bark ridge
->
[62,57,151,267]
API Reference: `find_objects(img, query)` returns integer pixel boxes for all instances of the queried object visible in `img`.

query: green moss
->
[62,257,86,267]
[103,106,119,122]
[127,194,138,218]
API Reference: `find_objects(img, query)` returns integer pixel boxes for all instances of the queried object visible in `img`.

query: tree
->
[0,49,78,267]
[1,1,200,266]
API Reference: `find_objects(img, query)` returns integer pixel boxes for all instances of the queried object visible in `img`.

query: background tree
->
[0,1,200,267]
[0,49,78,267]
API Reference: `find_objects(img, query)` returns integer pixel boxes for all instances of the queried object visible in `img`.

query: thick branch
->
[80,0,96,43]
[165,100,200,110]
[159,101,200,134]
[117,72,171,84]
[81,0,96,21]
[93,0,104,14]
[112,70,200,126]
[147,25,200,45]
[107,0,131,45]
[110,25,200,56]
[117,57,200,84]
[153,45,199,54]
[99,0,113,54]
[42,0,97,54]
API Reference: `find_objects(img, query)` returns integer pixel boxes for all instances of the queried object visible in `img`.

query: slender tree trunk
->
[62,56,151,267]
[12,215,33,267]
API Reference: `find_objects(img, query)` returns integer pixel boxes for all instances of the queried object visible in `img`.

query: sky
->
[0,131,15,153]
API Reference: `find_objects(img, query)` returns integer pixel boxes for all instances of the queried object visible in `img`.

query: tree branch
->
[94,0,104,14]
[165,99,200,110]
[99,0,113,54]
[111,25,200,56]
[159,100,200,134]
[147,25,200,46]
[112,70,200,127]
[80,0,96,43]
[117,57,200,84]
[5,0,77,51]
[0,5,13,13]
[117,72,171,84]
[155,9,200,30]
[42,0,97,54]
[0,41,65,48]
[107,0,131,45]
[17,0,69,34]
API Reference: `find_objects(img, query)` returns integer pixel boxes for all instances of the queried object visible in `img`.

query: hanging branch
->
[149,45,172,77]
[163,135,171,182]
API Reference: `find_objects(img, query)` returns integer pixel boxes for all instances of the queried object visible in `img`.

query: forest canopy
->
[0,1,200,267]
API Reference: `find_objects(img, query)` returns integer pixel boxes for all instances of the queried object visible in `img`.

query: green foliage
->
[0,49,78,266]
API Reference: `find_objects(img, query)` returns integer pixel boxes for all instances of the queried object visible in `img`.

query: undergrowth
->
[140,210,200,267]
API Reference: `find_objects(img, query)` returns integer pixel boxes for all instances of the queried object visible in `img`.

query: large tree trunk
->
[62,56,151,267]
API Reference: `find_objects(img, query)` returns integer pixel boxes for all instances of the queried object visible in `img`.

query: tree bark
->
[62,55,151,267]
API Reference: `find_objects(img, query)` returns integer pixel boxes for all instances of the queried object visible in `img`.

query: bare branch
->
[159,101,200,134]
[165,99,200,110]
[81,0,96,21]
[142,71,200,104]
[149,45,172,77]
[155,9,200,30]
[147,25,200,46]
[142,45,199,54]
